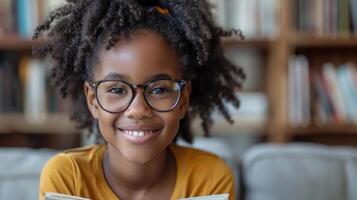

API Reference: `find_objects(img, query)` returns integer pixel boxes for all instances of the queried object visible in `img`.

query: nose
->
[124,88,153,120]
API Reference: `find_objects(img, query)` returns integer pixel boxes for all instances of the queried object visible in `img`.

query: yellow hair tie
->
[154,6,170,15]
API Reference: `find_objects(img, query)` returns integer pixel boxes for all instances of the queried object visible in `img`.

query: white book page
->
[45,192,91,200]
[179,193,229,200]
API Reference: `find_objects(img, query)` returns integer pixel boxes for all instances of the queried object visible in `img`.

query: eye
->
[108,87,127,95]
[151,87,169,94]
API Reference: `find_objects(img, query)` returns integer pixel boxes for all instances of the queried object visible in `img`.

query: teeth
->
[123,130,154,137]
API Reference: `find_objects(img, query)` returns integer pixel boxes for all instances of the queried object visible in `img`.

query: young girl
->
[34,0,245,199]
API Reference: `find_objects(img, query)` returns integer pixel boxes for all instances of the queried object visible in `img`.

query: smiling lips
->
[122,130,155,137]
[117,126,162,144]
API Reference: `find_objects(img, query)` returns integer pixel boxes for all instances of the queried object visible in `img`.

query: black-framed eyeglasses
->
[91,79,187,113]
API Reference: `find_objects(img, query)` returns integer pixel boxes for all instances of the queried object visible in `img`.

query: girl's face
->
[85,30,191,164]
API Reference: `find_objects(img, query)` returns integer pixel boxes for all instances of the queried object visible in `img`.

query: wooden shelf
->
[0,35,44,51]
[0,113,79,134]
[221,37,275,49]
[192,118,267,136]
[289,125,357,135]
[290,34,357,48]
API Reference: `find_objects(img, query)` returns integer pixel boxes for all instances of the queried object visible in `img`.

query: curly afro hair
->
[33,0,245,143]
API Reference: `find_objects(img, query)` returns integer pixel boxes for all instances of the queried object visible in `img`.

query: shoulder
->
[41,145,102,176]
[170,145,235,198]
[62,144,105,162]
[62,144,105,157]
[170,145,218,159]
[170,145,229,168]
[39,145,105,199]
[44,144,104,170]
[170,144,233,178]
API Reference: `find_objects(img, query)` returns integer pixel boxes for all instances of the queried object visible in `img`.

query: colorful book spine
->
[321,63,347,123]
[336,64,357,123]
[296,0,356,36]
[24,59,47,122]
[289,55,311,127]
[226,0,278,39]
[339,0,350,36]
[352,0,357,34]
[312,70,334,124]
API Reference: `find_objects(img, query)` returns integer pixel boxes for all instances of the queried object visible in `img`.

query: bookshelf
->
[269,0,357,143]
[0,37,32,50]
[221,38,274,49]
[291,35,357,47]
[0,0,357,147]
[216,0,357,144]
[0,0,80,148]
[0,113,78,135]
[289,125,357,135]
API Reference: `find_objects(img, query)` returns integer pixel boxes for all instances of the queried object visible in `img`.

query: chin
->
[121,148,160,164]
[106,127,174,164]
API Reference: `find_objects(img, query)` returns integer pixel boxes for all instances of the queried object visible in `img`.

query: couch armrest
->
[241,143,357,200]
[0,148,57,200]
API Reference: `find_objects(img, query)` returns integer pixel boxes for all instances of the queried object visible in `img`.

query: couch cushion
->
[0,148,57,200]
[242,143,357,200]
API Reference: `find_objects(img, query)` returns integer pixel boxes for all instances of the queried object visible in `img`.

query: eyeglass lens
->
[96,80,182,112]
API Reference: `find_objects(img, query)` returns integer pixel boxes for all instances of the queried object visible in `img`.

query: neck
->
[103,145,173,191]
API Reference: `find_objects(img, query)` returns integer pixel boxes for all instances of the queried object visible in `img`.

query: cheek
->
[160,110,182,138]
[97,111,117,139]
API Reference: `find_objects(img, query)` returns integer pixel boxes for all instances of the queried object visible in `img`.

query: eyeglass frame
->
[90,78,187,113]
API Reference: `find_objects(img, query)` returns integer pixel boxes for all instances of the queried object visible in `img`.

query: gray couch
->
[181,138,357,200]
[1,140,357,200]
[240,143,357,200]
[0,148,57,200]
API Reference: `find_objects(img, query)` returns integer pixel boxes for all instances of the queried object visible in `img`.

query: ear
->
[84,82,99,119]
[179,81,192,119]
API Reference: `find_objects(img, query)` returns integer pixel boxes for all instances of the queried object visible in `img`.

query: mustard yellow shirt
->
[39,144,235,200]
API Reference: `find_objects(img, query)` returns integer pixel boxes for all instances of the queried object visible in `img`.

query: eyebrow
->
[149,74,173,80]
[102,73,173,82]
[102,73,129,80]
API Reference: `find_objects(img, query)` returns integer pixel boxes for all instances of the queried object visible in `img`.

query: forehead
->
[95,30,181,82]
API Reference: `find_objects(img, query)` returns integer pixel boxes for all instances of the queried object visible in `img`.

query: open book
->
[45,192,229,200]
[179,193,229,200]
[45,192,91,200]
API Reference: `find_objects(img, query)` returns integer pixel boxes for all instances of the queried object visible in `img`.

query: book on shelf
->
[0,54,23,113]
[206,0,227,28]
[292,55,357,126]
[315,63,357,125]
[0,0,66,38]
[17,0,39,38]
[234,0,278,39]
[352,0,357,35]
[288,55,311,127]
[23,58,48,122]
[336,63,357,123]
[0,0,16,36]
[207,0,278,39]
[0,55,71,120]
[339,0,350,36]
[311,70,336,125]
[295,0,357,36]
[321,63,347,123]
[42,0,67,20]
